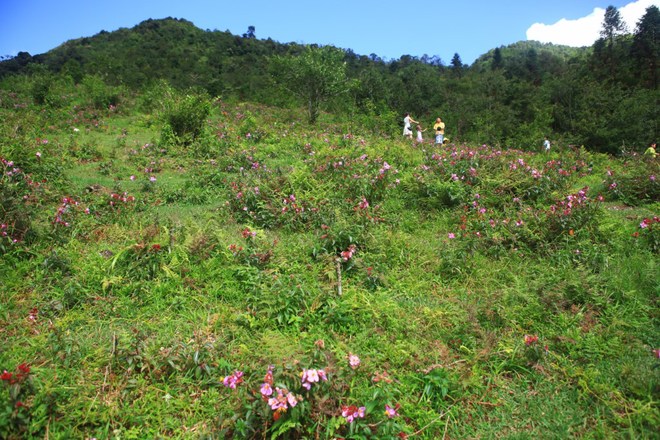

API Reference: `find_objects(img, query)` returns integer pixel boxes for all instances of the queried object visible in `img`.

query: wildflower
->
[241,228,256,239]
[341,244,357,262]
[260,382,273,397]
[348,354,361,369]
[73,127,80,132]
[524,334,538,346]
[130,175,136,181]
[17,363,30,377]
[653,349,660,359]
[36,152,42,158]
[385,403,401,418]
[149,176,157,182]
[341,405,366,423]
[222,370,244,389]
[301,368,327,390]
[0,370,13,382]
[447,232,455,239]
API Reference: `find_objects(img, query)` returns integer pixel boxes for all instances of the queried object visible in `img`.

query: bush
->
[160,90,211,146]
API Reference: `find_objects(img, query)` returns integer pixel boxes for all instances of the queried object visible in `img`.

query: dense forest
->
[1,5,658,153]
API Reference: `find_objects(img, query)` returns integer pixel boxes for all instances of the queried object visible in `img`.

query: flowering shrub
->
[454,187,603,255]
[603,160,659,206]
[632,216,660,253]
[0,363,34,438]
[219,350,407,438]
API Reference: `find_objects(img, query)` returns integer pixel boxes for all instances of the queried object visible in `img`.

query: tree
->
[270,46,352,124]
[450,53,464,77]
[492,47,503,70]
[242,26,256,39]
[601,6,627,45]
[598,6,628,80]
[632,5,660,88]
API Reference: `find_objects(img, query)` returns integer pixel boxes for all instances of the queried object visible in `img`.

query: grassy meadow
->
[1,89,659,439]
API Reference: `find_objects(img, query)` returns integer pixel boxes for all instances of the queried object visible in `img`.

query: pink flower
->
[222,370,244,389]
[301,368,327,390]
[260,382,273,397]
[348,354,361,369]
[447,233,455,239]
[36,152,42,158]
[341,405,366,423]
[385,403,400,418]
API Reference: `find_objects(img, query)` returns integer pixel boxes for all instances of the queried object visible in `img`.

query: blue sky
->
[1,0,658,64]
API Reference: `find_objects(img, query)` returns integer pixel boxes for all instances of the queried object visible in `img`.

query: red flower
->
[17,363,30,375]
[524,334,538,346]
[0,370,13,381]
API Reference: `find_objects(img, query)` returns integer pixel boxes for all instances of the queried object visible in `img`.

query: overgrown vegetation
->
[1,6,658,152]
[0,58,658,438]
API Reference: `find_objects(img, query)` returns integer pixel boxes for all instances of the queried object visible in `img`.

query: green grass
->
[1,100,658,439]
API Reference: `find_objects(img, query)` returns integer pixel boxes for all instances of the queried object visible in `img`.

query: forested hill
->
[1,6,658,153]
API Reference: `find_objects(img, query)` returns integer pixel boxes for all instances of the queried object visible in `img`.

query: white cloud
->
[526,0,660,47]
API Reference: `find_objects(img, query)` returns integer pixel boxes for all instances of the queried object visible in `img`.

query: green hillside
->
[0,5,659,438]
[1,6,659,152]
[1,67,658,438]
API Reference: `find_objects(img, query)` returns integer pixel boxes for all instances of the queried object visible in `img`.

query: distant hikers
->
[644,141,657,158]
[416,125,427,144]
[403,113,419,140]
[433,118,445,146]
[543,136,551,152]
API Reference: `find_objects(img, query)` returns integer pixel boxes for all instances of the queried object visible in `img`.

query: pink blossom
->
[385,403,400,418]
[341,405,366,423]
[301,368,327,390]
[447,233,455,239]
[260,383,273,397]
[348,354,361,369]
[222,370,244,389]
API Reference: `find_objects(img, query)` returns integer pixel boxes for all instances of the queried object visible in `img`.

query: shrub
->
[160,91,211,146]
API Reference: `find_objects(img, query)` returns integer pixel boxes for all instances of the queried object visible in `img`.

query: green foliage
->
[160,89,211,146]
[271,46,353,124]
[0,83,658,439]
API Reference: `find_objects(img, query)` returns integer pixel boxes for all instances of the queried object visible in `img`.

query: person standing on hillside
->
[644,141,657,158]
[415,125,427,144]
[403,113,419,140]
[543,136,551,152]
[433,117,445,146]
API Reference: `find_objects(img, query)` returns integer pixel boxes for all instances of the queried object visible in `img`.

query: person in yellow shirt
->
[644,142,657,158]
[433,117,445,146]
